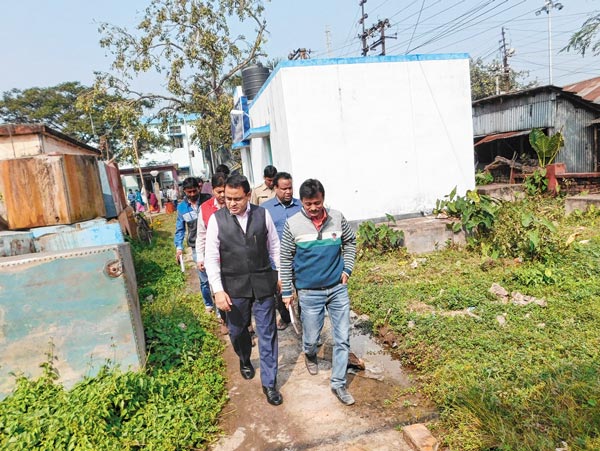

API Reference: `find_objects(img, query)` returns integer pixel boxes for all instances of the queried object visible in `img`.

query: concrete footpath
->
[185,258,438,451]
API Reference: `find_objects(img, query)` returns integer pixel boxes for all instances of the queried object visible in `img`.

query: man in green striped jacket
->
[280,178,357,405]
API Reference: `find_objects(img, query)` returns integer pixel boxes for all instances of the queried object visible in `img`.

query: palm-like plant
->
[529,128,564,167]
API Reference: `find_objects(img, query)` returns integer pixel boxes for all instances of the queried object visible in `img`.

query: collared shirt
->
[310,209,328,231]
[205,203,280,293]
[195,197,223,263]
[251,182,275,205]
[261,196,302,239]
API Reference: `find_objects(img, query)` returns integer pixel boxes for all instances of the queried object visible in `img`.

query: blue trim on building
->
[250,53,469,109]
[232,140,250,149]
[242,124,270,140]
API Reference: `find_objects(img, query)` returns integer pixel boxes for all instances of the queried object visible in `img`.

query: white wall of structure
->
[244,55,474,222]
[122,117,209,179]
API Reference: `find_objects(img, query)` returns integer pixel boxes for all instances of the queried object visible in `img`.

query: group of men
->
[174,165,357,407]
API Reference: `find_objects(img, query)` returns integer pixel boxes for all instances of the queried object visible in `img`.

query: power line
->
[406,0,427,54]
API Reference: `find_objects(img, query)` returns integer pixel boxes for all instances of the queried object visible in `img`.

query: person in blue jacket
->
[174,177,214,312]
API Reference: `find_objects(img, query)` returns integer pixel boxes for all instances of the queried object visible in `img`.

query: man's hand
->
[197,261,205,271]
[282,295,294,309]
[341,273,349,285]
[176,249,183,263]
[277,280,282,293]
[214,291,232,312]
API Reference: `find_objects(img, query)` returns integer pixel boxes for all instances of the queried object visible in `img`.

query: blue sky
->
[1,0,599,93]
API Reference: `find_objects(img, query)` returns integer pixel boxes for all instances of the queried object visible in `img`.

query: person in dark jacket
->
[205,174,283,406]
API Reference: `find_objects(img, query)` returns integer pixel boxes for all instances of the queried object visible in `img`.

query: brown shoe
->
[304,353,318,375]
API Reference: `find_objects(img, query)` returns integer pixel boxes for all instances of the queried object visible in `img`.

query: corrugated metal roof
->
[563,76,600,104]
[474,129,531,146]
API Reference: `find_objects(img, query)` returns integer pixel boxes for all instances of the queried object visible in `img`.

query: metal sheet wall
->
[473,92,556,136]
[555,99,596,172]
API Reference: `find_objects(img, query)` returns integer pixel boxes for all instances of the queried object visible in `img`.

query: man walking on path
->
[280,178,357,405]
[262,172,302,330]
[205,174,283,406]
[175,177,215,312]
[251,165,277,205]
[195,173,228,330]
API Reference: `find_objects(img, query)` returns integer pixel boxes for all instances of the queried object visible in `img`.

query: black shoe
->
[332,386,355,405]
[240,361,255,380]
[304,353,318,375]
[262,386,283,406]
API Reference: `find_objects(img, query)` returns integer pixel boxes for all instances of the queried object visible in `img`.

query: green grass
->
[0,214,227,450]
[350,201,600,451]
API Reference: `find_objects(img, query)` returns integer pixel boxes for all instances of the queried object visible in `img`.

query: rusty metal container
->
[0,154,106,229]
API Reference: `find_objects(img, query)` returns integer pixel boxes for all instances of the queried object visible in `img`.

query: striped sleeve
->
[340,215,356,277]
[280,220,296,297]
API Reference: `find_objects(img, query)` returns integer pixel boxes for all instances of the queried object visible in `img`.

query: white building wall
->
[247,55,474,222]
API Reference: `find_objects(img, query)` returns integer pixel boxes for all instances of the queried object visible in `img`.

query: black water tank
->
[242,64,271,100]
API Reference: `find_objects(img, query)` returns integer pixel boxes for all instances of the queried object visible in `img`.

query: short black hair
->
[225,174,251,194]
[263,165,277,178]
[215,164,230,176]
[274,172,292,187]
[211,172,227,188]
[182,177,197,190]
[299,179,325,200]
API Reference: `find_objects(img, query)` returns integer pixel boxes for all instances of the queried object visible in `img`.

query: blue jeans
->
[298,283,350,389]
[191,248,214,309]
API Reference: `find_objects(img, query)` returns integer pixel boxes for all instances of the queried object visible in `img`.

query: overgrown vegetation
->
[357,214,405,256]
[0,215,226,450]
[475,170,494,186]
[351,190,600,450]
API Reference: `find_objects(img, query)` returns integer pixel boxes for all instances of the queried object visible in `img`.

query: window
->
[169,125,182,135]
[171,135,184,148]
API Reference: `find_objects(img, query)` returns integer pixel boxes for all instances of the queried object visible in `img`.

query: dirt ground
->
[184,252,436,451]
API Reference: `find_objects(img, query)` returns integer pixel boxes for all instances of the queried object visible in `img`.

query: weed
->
[357,214,405,255]
[350,208,600,450]
[475,170,494,186]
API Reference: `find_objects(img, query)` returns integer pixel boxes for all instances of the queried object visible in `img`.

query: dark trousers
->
[228,295,278,387]
[276,292,291,324]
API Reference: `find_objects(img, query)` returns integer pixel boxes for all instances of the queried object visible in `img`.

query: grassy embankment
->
[0,214,226,450]
[350,196,600,451]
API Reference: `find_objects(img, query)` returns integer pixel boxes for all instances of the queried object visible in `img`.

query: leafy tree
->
[470,58,536,101]
[564,13,600,56]
[0,81,102,143]
[0,81,160,163]
[96,0,268,167]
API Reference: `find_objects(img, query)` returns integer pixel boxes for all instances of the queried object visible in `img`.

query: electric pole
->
[325,26,332,57]
[499,27,515,93]
[359,0,369,56]
[368,19,395,56]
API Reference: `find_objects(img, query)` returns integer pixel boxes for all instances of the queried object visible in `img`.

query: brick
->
[402,423,439,451]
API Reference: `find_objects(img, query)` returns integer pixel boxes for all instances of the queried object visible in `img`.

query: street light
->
[536,0,563,85]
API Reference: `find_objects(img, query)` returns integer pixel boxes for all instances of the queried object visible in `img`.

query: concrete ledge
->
[565,194,600,215]
[388,216,465,254]
[402,423,439,451]
[476,183,524,201]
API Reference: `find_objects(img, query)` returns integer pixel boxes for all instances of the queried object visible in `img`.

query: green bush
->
[357,214,405,255]
[434,187,500,236]
[487,197,565,262]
